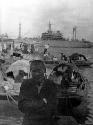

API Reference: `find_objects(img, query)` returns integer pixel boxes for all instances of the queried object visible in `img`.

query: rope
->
[0,83,18,105]
[5,91,18,105]
[7,93,18,105]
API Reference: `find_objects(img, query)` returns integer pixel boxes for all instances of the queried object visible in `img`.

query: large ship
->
[41,22,93,48]
[41,22,65,40]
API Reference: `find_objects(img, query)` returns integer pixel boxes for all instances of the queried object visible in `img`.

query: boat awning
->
[6,59,30,76]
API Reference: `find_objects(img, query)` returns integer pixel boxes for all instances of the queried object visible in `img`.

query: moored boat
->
[69,53,93,67]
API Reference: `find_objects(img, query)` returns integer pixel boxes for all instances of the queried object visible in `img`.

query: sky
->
[0,0,93,41]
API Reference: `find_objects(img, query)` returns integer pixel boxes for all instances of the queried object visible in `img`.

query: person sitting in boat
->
[61,66,73,89]
[61,71,72,89]
[30,44,35,54]
[52,64,72,89]
[60,53,68,61]
[18,59,58,125]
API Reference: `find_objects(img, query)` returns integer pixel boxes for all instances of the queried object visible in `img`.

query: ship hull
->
[39,40,93,48]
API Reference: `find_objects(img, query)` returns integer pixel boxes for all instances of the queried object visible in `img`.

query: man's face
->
[31,69,44,79]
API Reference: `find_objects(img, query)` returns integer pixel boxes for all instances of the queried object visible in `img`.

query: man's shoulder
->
[45,79,56,87]
[46,79,55,84]
[44,79,57,94]
[45,79,54,83]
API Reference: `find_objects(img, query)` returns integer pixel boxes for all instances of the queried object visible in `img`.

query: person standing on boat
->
[44,44,49,54]
[60,53,68,61]
[18,59,57,125]
[30,44,35,54]
[43,44,50,61]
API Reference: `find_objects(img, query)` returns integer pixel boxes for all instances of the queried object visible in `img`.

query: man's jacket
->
[18,78,57,125]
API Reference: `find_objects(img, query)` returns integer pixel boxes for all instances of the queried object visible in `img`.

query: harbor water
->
[0,47,93,124]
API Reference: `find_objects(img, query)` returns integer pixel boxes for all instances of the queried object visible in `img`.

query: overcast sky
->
[0,0,93,41]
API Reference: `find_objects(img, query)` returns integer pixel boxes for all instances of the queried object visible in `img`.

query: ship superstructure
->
[41,22,65,40]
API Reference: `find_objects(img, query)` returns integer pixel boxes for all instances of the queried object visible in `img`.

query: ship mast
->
[18,23,21,39]
[48,21,52,32]
[73,26,77,41]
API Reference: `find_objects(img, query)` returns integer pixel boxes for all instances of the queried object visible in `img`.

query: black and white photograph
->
[0,0,93,124]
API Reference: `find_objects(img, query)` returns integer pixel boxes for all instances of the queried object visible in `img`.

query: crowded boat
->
[0,40,90,124]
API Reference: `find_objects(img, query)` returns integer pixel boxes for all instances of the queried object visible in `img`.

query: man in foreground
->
[18,60,57,125]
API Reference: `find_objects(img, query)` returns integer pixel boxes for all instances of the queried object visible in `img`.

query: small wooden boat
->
[69,53,93,67]
[49,62,89,124]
